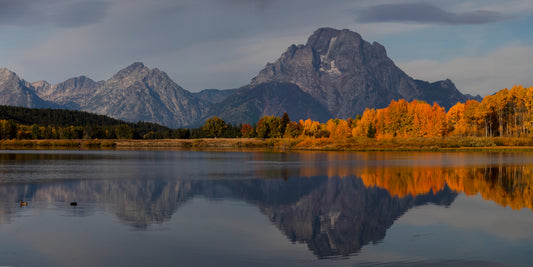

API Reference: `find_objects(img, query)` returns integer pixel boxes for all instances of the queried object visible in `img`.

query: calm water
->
[0,150,532,266]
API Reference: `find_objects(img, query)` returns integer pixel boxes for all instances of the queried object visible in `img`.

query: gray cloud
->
[0,0,110,27]
[398,44,533,96]
[4,0,527,95]
[355,2,506,25]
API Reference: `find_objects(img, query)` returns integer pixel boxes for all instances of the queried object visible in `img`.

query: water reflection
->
[0,151,533,260]
[0,177,457,257]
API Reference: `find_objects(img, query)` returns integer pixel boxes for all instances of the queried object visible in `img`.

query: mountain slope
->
[0,68,56,108]
[193,88,238,104]
[209,82,332,125]
[34,76,103,109]
[83,62,208,128]
[37,63,209,128]
[251,27,475,118]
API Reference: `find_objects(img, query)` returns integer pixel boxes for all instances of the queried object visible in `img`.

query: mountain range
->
[0,28,480,128]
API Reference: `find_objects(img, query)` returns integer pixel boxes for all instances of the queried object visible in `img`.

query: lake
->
[0,150,532,266]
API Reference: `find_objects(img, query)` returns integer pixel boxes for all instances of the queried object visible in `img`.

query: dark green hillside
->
[0,105,126,127]
[0,105,189,139]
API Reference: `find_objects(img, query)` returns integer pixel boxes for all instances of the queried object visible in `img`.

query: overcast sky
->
[2,0,533,96]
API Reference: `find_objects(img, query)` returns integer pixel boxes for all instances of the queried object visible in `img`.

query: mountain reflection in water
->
[0,177,456,257]
[0,151,532,260]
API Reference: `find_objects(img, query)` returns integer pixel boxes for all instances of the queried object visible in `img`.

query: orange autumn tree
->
[353,108,377,138]
[299,119,322,137]
[410,101,447,137]
[476,85,532,137]
[273,85,533,140]
[354,100,447,138]
[326,119,352,140]
[447,102,466,136]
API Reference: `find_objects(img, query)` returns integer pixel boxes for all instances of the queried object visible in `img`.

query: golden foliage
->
[289,85,533,141]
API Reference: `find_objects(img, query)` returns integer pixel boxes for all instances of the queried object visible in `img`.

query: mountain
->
[33,63,209,128]
[80,62,208,128]
[207,82,332,124]
[250,27,477,118]
[0,68,55,108]
[34,76,103,109]
[0,27,480,128]
[192,88,238,104]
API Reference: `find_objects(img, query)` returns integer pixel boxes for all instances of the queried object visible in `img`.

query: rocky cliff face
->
[251,27,475,118]
[34,76,102,109]
[30,63,209,128]
[81,62,208,128]
[0,68,55,108]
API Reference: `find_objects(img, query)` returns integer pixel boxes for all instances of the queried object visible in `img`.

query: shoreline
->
[1,137,533,152]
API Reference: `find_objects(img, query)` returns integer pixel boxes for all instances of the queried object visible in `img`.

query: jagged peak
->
[307,27,362,52]
[0,68,17,77]
[310,27,354,38]
[62,75,94,83]
[121,62,148,73]
[109,62,152,82]
[126,62,146,70]
[112,62,169,79]
[31,80,50,88]
[437,78,455,88]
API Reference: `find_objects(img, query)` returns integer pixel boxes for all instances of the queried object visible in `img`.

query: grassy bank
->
[0,139,117,149]
[2,137,533,152]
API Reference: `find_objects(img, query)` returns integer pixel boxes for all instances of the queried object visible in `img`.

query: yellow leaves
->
[353,108,376,138]
[326,119,351,140]
[358,100,447,138]
[299,119,321,137]
[292,84,533,140]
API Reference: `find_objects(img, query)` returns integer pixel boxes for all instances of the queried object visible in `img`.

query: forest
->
[1,85,533,143]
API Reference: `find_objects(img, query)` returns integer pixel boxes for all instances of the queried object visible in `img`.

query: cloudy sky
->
[2,0,533,96]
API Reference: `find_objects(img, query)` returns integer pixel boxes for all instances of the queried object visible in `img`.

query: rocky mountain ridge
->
[0,68,56,109]
[251,27,475,117]
[0,28,480,128]
[80,62,208,128]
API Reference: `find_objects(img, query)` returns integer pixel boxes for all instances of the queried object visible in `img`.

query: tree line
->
[237,85,533,140]
[356,85,533,139]
[0,105,242,140]
[1,85,533,140]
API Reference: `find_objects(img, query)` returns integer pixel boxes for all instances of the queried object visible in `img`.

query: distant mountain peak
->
[110,62,151,82]
[251,27,474,118]
[126,62,146,70]
[0,67,55,108]
[307,28,363,51]
[0,68,17,79]
[82,62,208,128]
